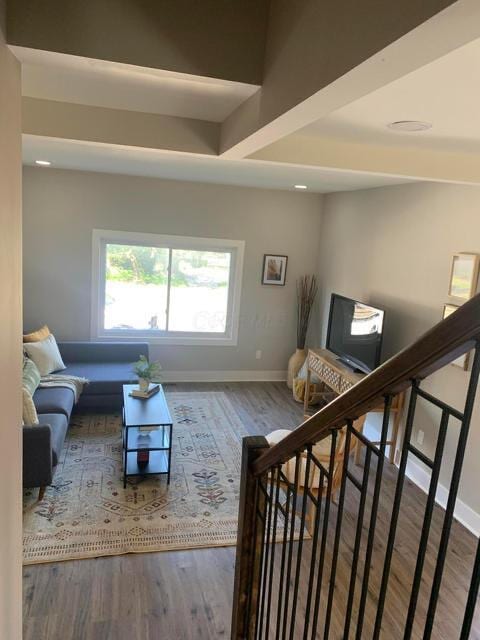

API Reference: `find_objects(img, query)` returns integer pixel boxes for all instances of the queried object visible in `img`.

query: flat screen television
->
[326,293,385,374]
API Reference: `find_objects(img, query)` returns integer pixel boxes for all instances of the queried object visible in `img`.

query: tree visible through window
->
[104,243,231,334]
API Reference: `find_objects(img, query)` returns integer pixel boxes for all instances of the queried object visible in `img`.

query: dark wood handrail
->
[252,293,480,476]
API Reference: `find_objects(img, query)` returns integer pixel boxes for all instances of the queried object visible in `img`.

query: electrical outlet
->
[255,350,262,360]
[417,429,425,446]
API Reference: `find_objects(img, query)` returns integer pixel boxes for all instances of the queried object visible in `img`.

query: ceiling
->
[16,29,480,192]
[23,136,416,194]
[13,47,260,123]
[300,37,480,155]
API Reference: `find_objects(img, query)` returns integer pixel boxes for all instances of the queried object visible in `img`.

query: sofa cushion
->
[58,342,148,363]
[62,362,136,396]
[38,413,68,466]
[77,393,123,411]
[33,387,75,418]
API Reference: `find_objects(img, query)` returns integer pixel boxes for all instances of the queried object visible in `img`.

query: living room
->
[3,2,480,639]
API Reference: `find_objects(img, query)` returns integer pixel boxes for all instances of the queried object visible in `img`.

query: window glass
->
[105,244,169,331]
[168,249,231,332]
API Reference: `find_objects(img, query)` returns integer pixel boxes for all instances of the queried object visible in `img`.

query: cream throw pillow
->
[23,334,66,376]
[23,388,39,425]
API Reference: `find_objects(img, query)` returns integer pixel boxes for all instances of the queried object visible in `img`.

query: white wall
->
[23,167,323,378]
[0,5,23,638]
[319,182,480,520]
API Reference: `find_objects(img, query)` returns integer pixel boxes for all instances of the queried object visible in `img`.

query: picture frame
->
[447,253,480,303]
[442,303,470,370]
[262,254,288,286]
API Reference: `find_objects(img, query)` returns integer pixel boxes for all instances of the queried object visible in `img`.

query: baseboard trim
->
[160,370,287,383]
[405,457,480,537]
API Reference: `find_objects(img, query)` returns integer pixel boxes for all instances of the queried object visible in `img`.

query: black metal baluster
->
[264,465,282,639]
[423,344,480,639]
[275,475,292,640]
[289,446,313,640]
[460,536,480,639]
[415,387,464,421]
[355,395,393,640]
[373,382,420,640]
[403,408,449,639]
[245,479,262,633]
[257,469,275,639]
[310,429,338,640]
[323,423,353,640]
[302,465,324,640]
[281,453,301,639]
[254,481,269,640]
[343,444,372,639]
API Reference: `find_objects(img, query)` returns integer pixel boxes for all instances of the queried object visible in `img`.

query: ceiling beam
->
[251,135,480,185]
[220,0,480,158]
[22,134,418,193]
[23,98,220,156]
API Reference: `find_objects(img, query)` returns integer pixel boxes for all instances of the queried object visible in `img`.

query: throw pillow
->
[23,334,66,376]
[23,324,51,343]
[23,356,41,396]
[22,388,39,425]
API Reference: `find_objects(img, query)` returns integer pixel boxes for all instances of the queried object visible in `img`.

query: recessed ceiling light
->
[35,160,52,166]
[387,120,432,132]
[294,184,308,190]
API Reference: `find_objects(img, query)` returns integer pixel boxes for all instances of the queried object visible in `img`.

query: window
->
[92,230,244,345]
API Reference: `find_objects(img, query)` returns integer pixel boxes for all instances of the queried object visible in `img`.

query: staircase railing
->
[231,293,480,639]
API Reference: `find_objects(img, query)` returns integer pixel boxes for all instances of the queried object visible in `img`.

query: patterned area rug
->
[23,392,249,564]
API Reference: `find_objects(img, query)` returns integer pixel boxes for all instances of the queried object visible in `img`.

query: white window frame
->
[91,229,244,346]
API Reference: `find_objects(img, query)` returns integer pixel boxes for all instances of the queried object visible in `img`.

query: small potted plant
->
[132,355,162,392]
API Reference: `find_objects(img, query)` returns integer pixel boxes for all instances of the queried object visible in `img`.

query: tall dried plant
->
[296,274,318,349]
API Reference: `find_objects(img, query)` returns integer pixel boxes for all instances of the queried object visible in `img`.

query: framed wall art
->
[442,303,470,370]
[447,253,480,303]
[262,254,288,286]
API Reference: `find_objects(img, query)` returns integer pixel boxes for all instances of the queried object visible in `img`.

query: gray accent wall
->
[319,182,480,517]
[23,167,323,376]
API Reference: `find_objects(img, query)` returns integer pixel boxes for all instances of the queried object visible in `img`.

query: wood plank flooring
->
[22,382,480,639]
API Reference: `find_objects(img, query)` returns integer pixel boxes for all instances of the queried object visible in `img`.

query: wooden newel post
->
[231,435,269,640]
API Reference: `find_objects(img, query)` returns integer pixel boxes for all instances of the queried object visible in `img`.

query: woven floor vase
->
[287,348,307,389]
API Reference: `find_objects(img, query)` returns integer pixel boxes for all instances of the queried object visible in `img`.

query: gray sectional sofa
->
[23,341,148,496]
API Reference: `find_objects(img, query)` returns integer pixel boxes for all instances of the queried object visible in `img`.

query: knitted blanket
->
[39,374,89,404]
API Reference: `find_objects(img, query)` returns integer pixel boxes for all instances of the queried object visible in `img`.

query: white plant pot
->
[287,348,307,389]
[138,377,150,392]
